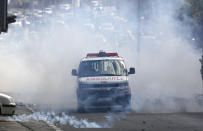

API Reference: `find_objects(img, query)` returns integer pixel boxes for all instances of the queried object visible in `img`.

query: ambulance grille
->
[79,83,129,88]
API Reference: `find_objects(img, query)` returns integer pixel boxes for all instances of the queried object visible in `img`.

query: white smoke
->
[9,112,104,128]
[124,0,203,112]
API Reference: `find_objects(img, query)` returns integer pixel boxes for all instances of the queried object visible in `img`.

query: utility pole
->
[137,0,141,53]
[72,0,80,9]
[0,0,8,33]
[0,0,16,34]
[136,0,141,66]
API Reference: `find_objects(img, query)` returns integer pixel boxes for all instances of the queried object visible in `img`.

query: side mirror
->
[72,69,78,76]
[128,67,135,75]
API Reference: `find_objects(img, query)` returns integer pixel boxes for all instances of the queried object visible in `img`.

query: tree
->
[180,0,203,48]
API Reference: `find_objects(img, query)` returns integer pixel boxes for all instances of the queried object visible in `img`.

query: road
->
[1,103,203,130]
[64,112,203,131]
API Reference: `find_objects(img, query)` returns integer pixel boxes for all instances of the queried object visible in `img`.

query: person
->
[199,55,203,80]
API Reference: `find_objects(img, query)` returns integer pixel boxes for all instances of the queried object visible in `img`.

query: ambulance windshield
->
[78,60,127,77]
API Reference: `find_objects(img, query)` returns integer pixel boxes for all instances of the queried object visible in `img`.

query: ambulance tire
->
[77,103,85,113]
[122,97,131,112]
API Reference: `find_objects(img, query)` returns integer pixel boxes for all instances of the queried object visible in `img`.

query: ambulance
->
[72,51,135,111]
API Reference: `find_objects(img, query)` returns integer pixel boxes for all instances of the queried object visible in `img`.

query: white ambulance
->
[72,51,135,112]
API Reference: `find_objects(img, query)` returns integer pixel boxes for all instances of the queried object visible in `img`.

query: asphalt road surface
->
[1,103,203,131]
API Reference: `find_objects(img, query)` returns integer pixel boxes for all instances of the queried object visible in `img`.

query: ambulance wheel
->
[77,103,85,113]
[122,97,131,112]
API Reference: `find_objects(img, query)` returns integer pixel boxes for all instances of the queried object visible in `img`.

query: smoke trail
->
[8,112,103,128]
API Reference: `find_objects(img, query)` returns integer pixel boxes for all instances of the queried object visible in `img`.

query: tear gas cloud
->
[128,0,203,112]
[0,0,202,112]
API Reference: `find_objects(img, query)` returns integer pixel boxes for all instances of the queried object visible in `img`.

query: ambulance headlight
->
[9,97,15,104]
[118,82,129,87]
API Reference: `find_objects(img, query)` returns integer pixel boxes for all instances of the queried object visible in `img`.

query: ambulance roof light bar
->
[87,51,118,57]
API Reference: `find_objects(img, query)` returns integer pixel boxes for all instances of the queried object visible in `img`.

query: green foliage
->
[179,0,203,48]
[181,0,203,24]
